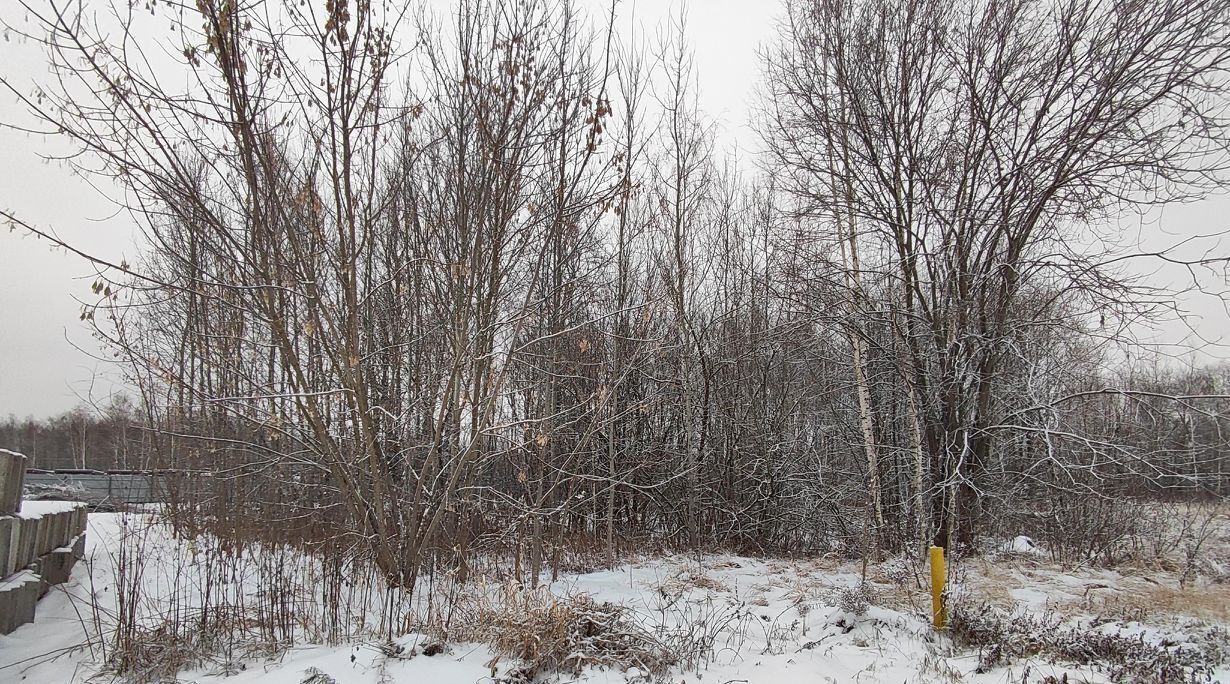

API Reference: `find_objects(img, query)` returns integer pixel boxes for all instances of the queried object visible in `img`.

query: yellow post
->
[929,545,947,629]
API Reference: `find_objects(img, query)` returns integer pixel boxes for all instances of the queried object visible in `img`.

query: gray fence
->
[23,470,169,506]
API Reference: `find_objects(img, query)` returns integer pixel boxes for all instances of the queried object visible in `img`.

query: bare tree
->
[763,0,1230,550]
[3,0,1228,600]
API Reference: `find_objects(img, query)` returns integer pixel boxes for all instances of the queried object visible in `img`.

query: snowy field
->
[1,511,1228,683]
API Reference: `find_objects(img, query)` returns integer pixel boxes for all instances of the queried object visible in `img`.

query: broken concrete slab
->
[0,570,40,635]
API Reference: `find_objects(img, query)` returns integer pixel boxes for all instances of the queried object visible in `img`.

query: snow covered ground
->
[1,512,1227,683]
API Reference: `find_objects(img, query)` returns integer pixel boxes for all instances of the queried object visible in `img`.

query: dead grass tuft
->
[1075,581,1230,623]
[445,583,675,680]
[659,567,731,594]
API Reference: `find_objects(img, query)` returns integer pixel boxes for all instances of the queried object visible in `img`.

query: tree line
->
[1,397,143,470]
[3,0,1229,588]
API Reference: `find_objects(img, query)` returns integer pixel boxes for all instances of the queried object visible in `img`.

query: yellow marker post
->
[929,545,947,629]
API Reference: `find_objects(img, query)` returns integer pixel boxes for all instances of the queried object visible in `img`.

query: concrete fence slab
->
[0,571,40,635]
[0,450,25,516]
[0,496,88,634]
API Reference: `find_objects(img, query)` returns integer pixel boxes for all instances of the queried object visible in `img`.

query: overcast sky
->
[1,0,137,419]
[0,0,1226,419]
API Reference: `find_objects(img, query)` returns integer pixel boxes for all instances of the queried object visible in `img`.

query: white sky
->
[0,0,780,418]
[0,0,1226,419]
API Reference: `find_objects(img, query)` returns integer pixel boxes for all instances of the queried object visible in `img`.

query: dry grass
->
[658,565,732,595]
[957,556,1042,610]
[948,602,1226,683]
[1067,580,1230,623]
[682,572,729,593]
[434,582,675,680]
[747,592,771,607]
[933,539,1230,626]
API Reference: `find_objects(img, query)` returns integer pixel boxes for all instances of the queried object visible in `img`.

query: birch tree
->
[763,0,1230,549]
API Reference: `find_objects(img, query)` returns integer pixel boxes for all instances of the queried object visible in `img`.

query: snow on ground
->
[1,512,1227,683]
[1,512,116,682]
[16,499,84,518]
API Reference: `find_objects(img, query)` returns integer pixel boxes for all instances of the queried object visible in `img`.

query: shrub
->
[831,582,876,617]
[949,602,1225,683]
